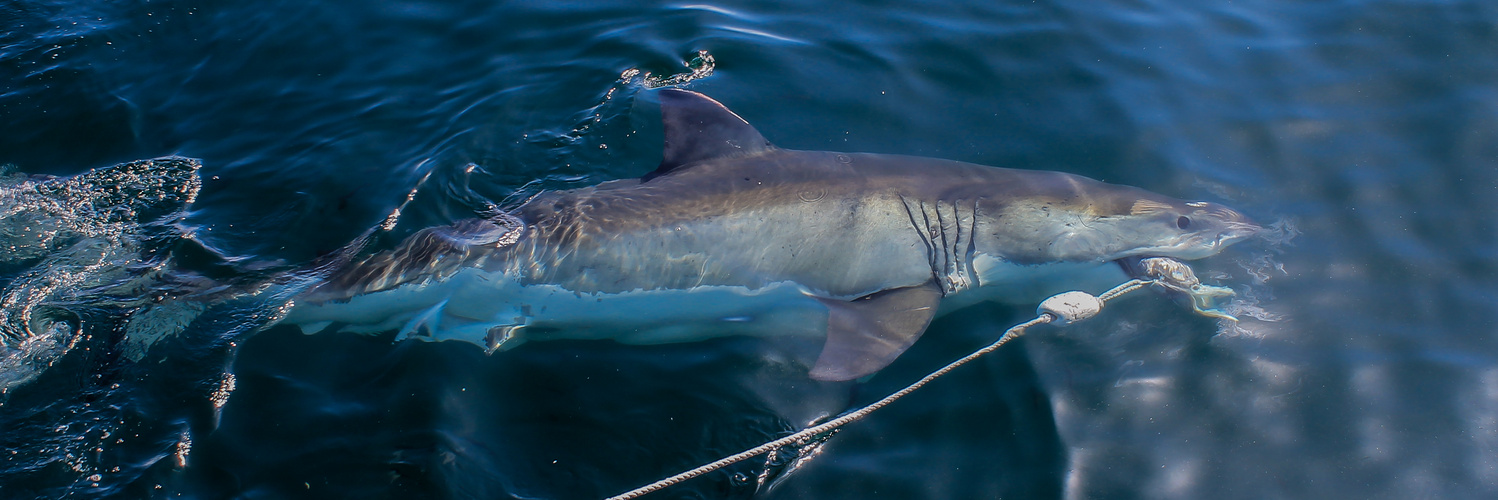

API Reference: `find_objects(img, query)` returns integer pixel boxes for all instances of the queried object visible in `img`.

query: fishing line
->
[605,278,1156,500]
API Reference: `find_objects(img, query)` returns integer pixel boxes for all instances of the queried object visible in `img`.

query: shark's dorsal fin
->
[809,281,943,381]
[649,89,774,179]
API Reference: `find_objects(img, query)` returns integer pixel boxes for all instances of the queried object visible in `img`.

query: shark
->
[281,89,1259,381]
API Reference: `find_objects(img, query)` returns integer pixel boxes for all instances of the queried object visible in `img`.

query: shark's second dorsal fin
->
[649,89,773,179]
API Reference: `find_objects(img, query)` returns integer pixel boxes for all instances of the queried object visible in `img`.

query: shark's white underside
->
[284,253,1130,351]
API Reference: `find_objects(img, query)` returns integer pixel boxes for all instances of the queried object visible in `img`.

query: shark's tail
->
[0,157,368,392]
[0,157,206,391]
[0,156,538,393]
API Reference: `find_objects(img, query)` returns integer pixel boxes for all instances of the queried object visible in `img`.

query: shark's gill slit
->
[934,199,952,287]
[965,199,981,287]
[897,194,939,283]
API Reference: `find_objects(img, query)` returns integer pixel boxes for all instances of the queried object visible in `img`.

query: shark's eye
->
[1176,216,1192,229]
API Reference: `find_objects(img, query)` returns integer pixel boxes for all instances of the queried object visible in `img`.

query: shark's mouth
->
[1114,256,1159,280]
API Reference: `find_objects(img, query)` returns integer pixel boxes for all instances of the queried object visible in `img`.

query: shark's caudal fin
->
[646,89,776,180]
[809,281,944,381]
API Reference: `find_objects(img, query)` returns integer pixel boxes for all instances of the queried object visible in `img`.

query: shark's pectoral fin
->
[809,281,943,382]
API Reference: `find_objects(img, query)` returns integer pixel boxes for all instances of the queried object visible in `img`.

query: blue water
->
[3,0,1496,498]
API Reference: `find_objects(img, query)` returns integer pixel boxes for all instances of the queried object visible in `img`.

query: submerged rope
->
[604,279,1152,500]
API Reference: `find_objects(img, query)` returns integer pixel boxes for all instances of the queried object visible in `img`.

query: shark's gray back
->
[309,147,1157,304]
[500,147,1144,298]
[507,149,935,297]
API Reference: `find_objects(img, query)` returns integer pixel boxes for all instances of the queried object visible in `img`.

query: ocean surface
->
[2,0,1496,498]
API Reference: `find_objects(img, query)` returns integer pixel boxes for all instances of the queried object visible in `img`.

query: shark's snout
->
[1217,220,1261,247]
[1190,201,1259,250]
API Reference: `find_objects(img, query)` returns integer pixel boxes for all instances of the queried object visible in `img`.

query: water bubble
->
[642,50,716,88]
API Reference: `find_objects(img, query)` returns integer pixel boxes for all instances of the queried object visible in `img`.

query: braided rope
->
[605,279,1151,500]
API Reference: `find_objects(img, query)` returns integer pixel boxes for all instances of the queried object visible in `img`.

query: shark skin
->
[282,89,1259,381]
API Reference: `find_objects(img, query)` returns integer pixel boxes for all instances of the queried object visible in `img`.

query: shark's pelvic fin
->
[398,299,449,339]
[809,281,943,381]
[298,321,334,335]
[649,89,775,179]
